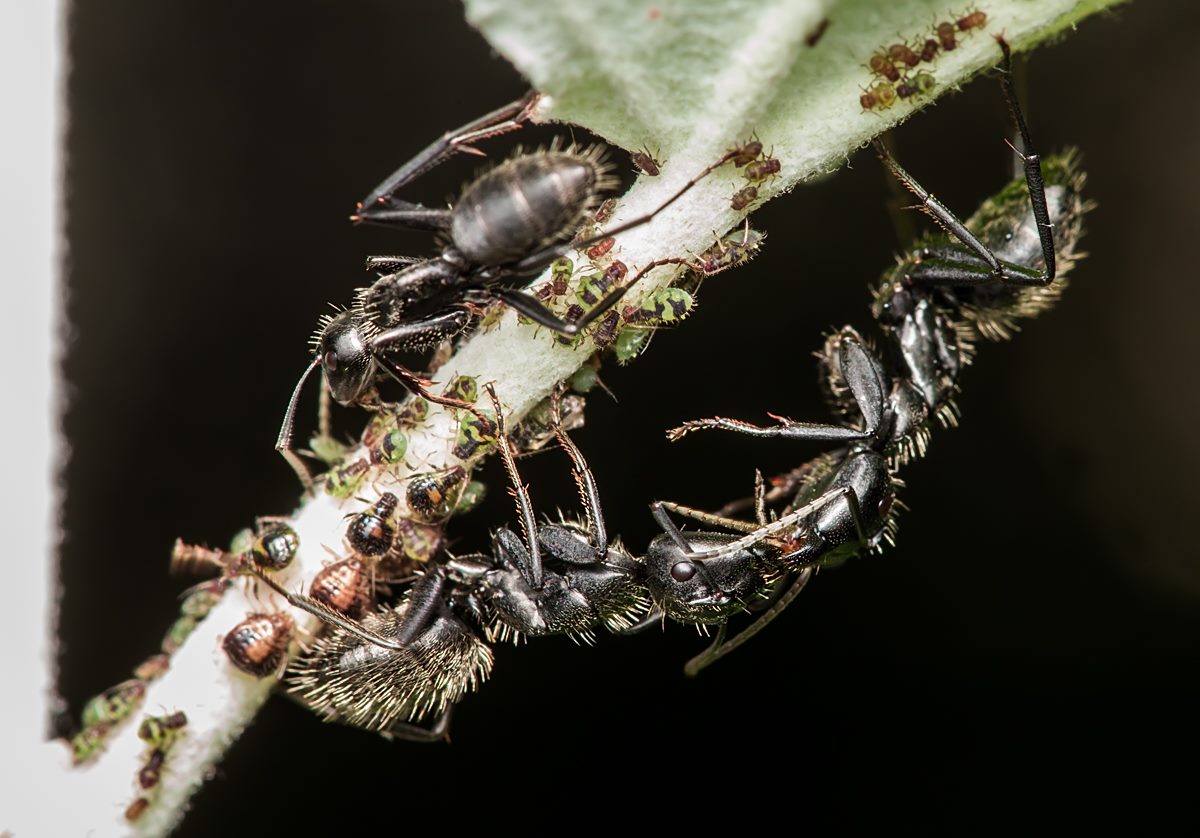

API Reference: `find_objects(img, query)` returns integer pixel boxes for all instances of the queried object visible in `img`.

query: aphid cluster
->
[860,8,988,112]
[725,137,781,210]
[125,711,188,822]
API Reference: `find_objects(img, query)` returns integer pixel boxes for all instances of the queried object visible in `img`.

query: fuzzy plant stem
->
[10,2,1121,835]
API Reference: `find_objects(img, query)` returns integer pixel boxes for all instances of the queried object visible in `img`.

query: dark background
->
[61,2,1199,833]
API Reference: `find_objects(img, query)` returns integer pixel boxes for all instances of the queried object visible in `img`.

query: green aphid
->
[912,70,936,96]
[570,365,599,393]
[638,287,694,325]
[179,583,223,620]
[442,375,479,404]
[612,328,654,365]
[371,428,408,465]
[452,410,497,460]
[406,465,468,524]
[161,615,196,655]
[454,481,488,515]
[395,398,429,426]
[575,272,613,309]
[551,257,574,288]
[81,679,147,729]
[695,227,766,276]
[394,518,445,564]
[71,722,112,765]
[138,711,188,748]
[324,458,370,499]
[308,433,348,465]
[227,527,254,556]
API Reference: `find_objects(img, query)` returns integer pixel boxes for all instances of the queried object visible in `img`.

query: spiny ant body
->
[278,93,745,486]
[663,37,1087,674]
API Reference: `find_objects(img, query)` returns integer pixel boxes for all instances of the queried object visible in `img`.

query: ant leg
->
[484,383,544,589]
[369,310,492,423]
[666,416,870,444]
[872,38,1055,287]
[548,388,607,554]
[683,568,815,677]
[355,91,540,214]
[655,500,761,535]
[365,255,423,274]
[383,706,454,744]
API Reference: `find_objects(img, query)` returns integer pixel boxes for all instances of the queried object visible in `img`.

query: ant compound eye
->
[670,561,697,583]
[323,350,338,371]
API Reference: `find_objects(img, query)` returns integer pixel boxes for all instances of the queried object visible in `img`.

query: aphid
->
[920,37,939,62]
[896,80,917,99]
[730,185,758,211]
[133,654,171,681]
[125,798,150,822]
[630,146,661,176]
[251,522,299,571]
[369,427,408,465]
[222,612,294,677]
[137,710,186,748]
[346,493,400,558]
[867,52,902,82]
[81,679,146,729]
[887,41,921,68]
[585,236,616,260]
[936,21,958,50]
[441,374,479,405]
[694,223,767,276]
[860,82,898,111]
[958,9,987,30]
[729,138,763,167]
[406,465,468,524]
[278,94,743,487]
[453,408,498,460]
[592,197,617,225]
[392,519,445,566]
[744,157,781,183]
[311,558,373,618]
[161,580,225,654]
[912,71,936,97]
[592,309,621,350]
[324,458,370,500]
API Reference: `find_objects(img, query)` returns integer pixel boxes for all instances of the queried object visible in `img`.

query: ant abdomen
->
[450,148,615,265]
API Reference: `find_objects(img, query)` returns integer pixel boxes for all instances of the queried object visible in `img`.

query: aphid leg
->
[355,91,540,218]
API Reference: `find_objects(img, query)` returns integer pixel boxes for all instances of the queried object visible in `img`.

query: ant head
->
[641,533,769,625]
[315,310,375,405]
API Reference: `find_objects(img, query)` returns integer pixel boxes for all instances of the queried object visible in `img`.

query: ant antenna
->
[276,357,322,489]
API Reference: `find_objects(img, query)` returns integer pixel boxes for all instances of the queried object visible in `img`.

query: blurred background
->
[60,1,1199,832]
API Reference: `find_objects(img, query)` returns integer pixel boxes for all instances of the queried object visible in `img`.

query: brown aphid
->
[603,260,628,285]
[406,465,468,524]
[592,197,617,224]
[311,558,372,618]
[586,237,615,259]
[920,38,939,62]
[133,654,171,681]
[744,157,781,183]
[896,80,916,99]
[346,493,400,558]
[125,798,150,822]
[957,9,987,30]
[867,52,901,82]
[222,612,294,677]
[138,749,166,790]
[730,185,758,211]
[936,21,957,50]
[592,309,621,350]
[729,139,763,167]
[631,147,661,176]
[887,42,920,68]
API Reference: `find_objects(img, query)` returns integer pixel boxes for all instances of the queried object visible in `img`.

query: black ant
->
[278,92,741,486]
[663,37,1088,673]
